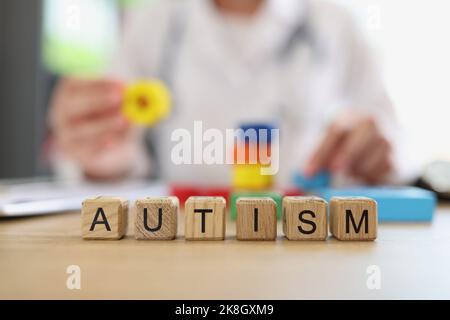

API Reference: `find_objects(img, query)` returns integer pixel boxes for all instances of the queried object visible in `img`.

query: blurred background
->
[0,0,449,179]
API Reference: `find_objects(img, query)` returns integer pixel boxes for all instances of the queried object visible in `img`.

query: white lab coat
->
[107,0,409,187]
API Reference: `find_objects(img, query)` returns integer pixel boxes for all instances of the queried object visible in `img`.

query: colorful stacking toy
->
[232,124,276,191]
[230,124,281,219]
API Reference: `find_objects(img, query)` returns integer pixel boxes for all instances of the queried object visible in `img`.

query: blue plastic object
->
[293,171,332,191]
[317,187,437,222]
[238,123,278,144]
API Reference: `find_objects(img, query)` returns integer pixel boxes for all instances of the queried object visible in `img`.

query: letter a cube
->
[82,197,128,240]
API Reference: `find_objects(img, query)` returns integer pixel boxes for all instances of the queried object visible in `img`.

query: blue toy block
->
[316,187,437,222]
[293,171,331,191]
[238,123,278,144]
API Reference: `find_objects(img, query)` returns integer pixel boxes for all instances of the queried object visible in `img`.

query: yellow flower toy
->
[122,80,172,126]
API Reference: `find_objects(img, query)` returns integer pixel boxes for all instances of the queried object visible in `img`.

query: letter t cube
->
[185,197,226,241]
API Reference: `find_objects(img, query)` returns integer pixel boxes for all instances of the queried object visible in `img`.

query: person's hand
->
[48,78,143,180]
[305,111,393,184]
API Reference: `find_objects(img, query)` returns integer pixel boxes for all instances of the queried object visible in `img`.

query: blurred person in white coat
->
[48,0,414,187]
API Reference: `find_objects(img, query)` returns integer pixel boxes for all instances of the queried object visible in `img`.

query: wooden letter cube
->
[135,197,178,240]
[82,197,128,240]
[282,196,328,240]
[185,197,226,241]
[330,197,378,241]
[236,197,277,241]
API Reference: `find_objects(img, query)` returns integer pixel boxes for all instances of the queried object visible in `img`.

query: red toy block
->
[170,185,231,208]
[282,187,306,197]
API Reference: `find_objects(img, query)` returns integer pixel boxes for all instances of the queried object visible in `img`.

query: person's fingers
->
[65,114,129,144]
[98,132,129,150]
[62,78,124,100]
[56,133,98,162]
[365,159,393,185]
[361,140,393,184]
[65,84,123,122]
[57,129,128,166]
[55,114,129,162]
[51,78,124,129]
[351,137,391,178]
[305,123,347,176]
[368,159,394,184]
[330,118,378,172]
[305,112,393,184]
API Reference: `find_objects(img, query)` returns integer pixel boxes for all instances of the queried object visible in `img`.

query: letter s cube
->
[282,196,328,241]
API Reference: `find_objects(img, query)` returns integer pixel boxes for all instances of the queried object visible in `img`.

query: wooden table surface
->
[1,205,450,300]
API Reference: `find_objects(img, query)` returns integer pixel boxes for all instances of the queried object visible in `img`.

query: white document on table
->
[0,178,168,218]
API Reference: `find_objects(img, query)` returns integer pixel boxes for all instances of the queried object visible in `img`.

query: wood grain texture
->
[1,206,450,299]
[82,197,128,240]
[282,196,328,240]
[185,197,226,241]
[236,197,277,241]
[330,197,377,241]
[135,197,178,240]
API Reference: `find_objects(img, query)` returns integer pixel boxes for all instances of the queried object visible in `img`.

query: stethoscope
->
[157,2,320,89]
[146,1,322,179]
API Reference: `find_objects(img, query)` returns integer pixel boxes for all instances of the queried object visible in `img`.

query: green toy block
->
[230,191,282,220]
